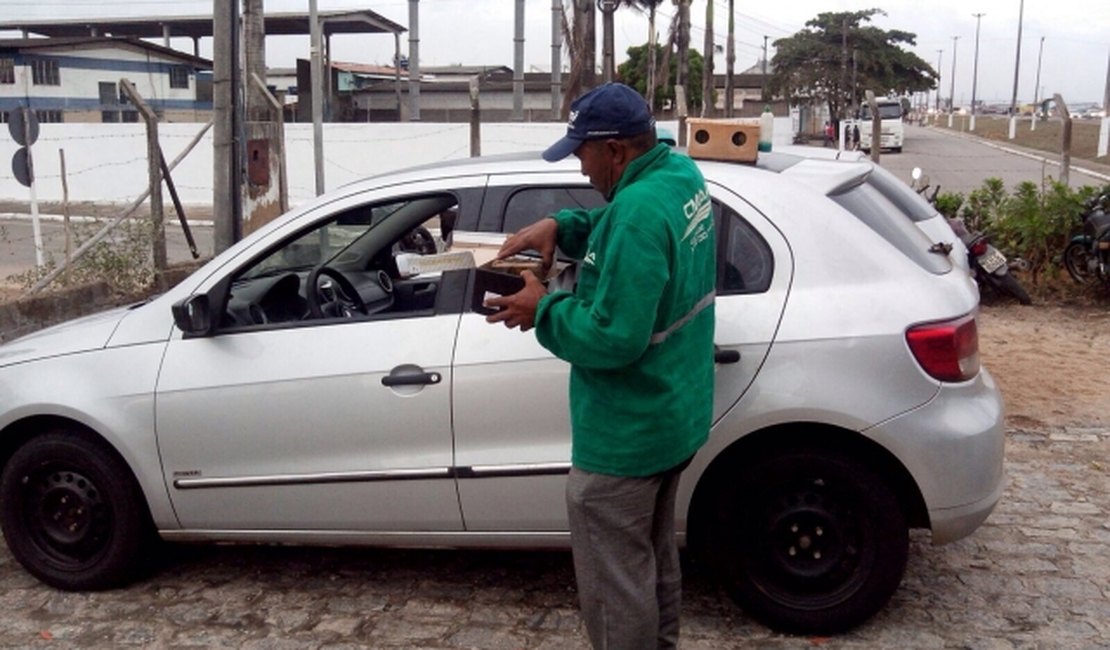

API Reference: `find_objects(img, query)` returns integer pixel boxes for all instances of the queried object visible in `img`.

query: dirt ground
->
[978,301,1110,429]
[935,116,1110,174]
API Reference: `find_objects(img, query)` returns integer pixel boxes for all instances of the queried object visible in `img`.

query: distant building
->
[0,37,212,124]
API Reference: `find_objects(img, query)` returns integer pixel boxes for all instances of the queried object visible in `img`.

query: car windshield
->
[860,103,903,120]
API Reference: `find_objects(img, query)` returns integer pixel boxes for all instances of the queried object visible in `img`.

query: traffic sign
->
[8,106,39,147]
[12,146,33,187]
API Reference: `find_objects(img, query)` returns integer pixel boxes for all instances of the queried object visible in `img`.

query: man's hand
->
[498,217,558,273]
[484,271,547,331]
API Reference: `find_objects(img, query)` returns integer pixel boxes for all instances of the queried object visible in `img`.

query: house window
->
[0,111,9,123]
[99,82,119,106]
[169,67,189,89]
[0,58,15,84]
[34,110,63,123]
[122,110,139,123]
[31,59,60,86]
[101,110,120,123]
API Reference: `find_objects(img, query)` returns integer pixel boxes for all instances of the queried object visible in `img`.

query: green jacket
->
[535,143,716,477]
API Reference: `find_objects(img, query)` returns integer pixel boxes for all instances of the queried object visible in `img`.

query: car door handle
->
[381,368,442,387]
[714,345,741,364]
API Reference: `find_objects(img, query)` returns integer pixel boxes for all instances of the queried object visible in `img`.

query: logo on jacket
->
[583,250,597,266]
[682,188,712,248]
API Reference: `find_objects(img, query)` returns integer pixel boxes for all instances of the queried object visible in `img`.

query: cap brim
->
[542,135,584,162]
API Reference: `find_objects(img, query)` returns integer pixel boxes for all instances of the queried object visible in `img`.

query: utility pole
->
[936,49,943,114]
[839,19,847,118]
[513,0,524,120]
[309,0,325,194]
[550,0,561,119]
[1009,0,1024,115]
[949,36,959,126]
[675,0,690,146]
[1032,36,1044,131]
[763,35,770,102]
[408,0,421,121]
[600,0,617,83]
[701,0,713,117]
[970,13,985,131]
[212,0,241,252]
[725,0,735,117]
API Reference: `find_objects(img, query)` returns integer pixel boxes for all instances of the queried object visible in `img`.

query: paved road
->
[1,416,1107,648]
[876,124,1110,196]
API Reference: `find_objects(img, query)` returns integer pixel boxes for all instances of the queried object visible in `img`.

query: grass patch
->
[935,115,1108,168]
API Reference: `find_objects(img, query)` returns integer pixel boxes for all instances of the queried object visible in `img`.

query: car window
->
[502,186,606,234]
[220,193,468,330]
[830,183,951,275]
[714,202,774,294]
[866,165,935,223]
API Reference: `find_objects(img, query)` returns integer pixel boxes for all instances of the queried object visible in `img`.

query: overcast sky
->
[1,0,1107,105]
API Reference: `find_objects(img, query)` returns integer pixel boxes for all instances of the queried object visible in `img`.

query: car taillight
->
[906,314,980,382]
[968,238,990,257]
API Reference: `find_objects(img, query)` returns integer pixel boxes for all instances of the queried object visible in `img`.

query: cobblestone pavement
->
[0,425,1107,649]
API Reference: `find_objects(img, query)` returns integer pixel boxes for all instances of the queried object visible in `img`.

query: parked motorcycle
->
[1063,191,1110,288]
[911,168,1033,305]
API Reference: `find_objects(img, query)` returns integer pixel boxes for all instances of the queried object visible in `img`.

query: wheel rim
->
[1064,244,1092,283]
[21,464,112,568]
[742,479,873,610]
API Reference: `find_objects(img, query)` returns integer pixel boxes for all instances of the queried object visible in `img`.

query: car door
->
[155,187,474,533]
[450,173,791,533]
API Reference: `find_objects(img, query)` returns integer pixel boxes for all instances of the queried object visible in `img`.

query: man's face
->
[573,139,616,196]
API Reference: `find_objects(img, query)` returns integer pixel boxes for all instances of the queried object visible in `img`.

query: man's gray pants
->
[566,461,688,650]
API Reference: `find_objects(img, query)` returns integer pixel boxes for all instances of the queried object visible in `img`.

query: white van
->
[855,98,905,153]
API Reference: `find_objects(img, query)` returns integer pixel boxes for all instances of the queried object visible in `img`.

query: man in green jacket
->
[486,83,716,649]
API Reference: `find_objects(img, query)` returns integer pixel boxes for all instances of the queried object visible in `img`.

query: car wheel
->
[1063,241,1093,284]
[704,448,908,634]
[0,431,151,590]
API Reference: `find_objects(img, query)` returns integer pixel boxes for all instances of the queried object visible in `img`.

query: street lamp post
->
[936,49,943,115]
[949,36,959,127]
[1032,36,1044,131]
[971,13,985,131]
[1010,0,1024,116]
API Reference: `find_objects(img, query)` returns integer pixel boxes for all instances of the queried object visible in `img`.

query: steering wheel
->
[306,265,369,318]
[399,226,438,255]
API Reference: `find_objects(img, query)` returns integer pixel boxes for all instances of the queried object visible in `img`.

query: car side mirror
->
[172,294,213,337]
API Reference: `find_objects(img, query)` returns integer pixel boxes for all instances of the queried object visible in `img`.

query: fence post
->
[119,79,166,271]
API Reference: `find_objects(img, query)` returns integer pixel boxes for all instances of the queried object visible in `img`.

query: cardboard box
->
[686,118,760,162]
[472,256,573,315]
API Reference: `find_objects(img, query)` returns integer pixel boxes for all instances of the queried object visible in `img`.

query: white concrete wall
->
[0,118,795,209]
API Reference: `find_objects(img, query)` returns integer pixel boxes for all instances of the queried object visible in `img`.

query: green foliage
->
[7,218,154,295]
[933,191,964,220]
[618,43,705,111]
[958,177,1095,281]
[768,9,937,121]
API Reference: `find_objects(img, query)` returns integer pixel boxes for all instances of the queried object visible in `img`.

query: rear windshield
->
[831,182,951,275]
[866,165,936,223]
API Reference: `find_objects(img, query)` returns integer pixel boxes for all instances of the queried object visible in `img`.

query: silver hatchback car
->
[0,150,1004,634]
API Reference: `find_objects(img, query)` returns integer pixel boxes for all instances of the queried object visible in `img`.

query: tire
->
[987,272,1032,305]
[701,448,908,634]
[0,431,151,590]
[1063,241,1093,284]
[892,146,903,153]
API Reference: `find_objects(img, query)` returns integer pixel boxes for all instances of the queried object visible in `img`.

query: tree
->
[622,0,666,109]
[560,0,597,117]
[768,9,937,123]
[618,43,705,112]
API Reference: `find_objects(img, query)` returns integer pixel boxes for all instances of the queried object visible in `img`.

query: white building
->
[0,37,211,124]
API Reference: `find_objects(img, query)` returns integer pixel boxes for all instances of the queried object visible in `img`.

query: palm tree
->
[559,0,597,117]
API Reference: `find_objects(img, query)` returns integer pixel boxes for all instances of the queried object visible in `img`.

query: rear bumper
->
[865,366,1006,544]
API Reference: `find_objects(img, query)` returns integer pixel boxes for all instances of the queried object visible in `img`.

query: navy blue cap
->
[542,83,655,162]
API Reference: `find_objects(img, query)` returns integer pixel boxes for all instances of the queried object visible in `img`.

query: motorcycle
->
[911,168,1033,305]
[1063,191,1110,288]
